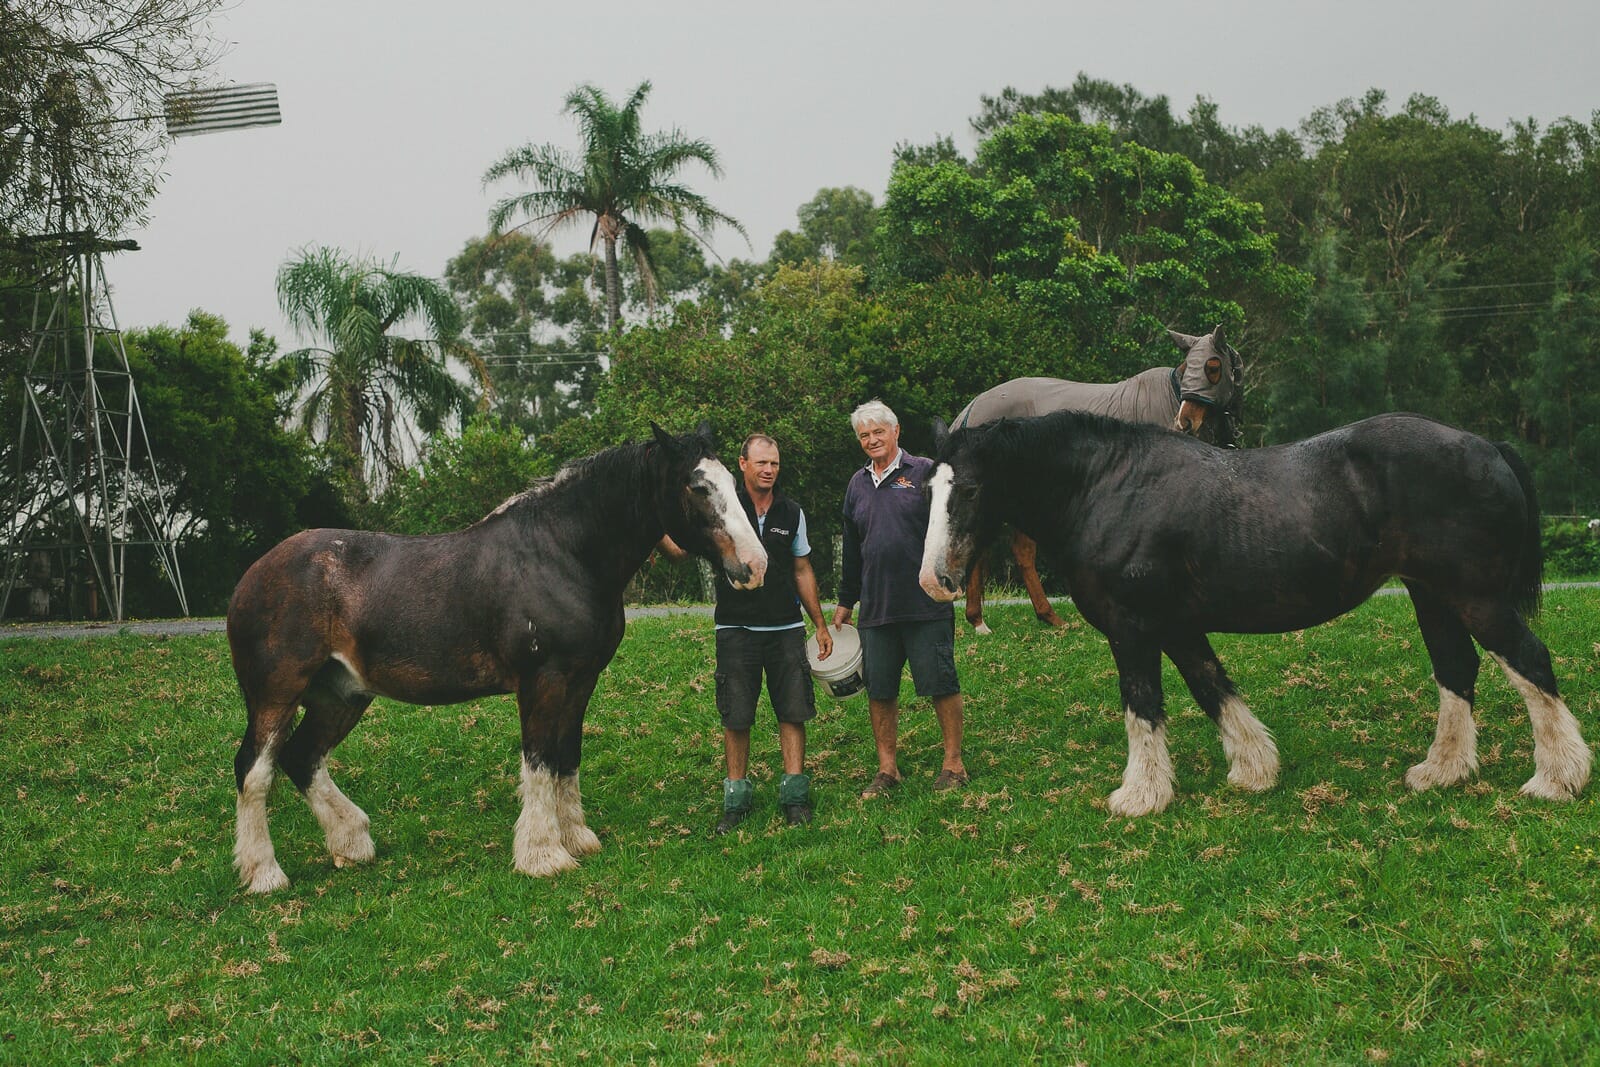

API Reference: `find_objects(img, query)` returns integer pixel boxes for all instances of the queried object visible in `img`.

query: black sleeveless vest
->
[714,488,804,627]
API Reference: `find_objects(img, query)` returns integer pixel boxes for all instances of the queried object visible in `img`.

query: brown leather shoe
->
[860,772,901,798]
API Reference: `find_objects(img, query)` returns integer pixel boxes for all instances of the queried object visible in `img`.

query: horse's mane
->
[480,439,660,528]
[479,430,716,537]
[963,408,1174,469]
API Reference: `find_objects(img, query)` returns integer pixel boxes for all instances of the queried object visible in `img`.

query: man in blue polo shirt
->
[832,400,968,796]
[711,434,834,833]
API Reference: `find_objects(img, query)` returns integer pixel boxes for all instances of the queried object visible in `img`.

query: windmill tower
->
[1,83,281,621]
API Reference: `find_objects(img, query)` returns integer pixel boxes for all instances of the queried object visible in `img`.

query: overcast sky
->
[115,0,1600,351]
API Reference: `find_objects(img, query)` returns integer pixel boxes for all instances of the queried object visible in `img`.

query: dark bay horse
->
[227,424,767,893]
[951,326,1242,632]
[919,410,1590,816]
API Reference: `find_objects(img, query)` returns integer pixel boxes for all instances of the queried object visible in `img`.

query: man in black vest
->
[711,433,834,833]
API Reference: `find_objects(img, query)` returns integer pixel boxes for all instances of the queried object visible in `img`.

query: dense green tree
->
[373,414,548,535]
[276,245,489,497]
[483,80,746,333]
[1522,248,1600,512]
[770,187,879,271]
[972,75,1301,184]
[879,113,1307,374]
[119,311,347,614]
[1238,92,1599,443]
[1258,231,1384,442]
[621,226,713,308]
[444,232,602,440]
[857,275,1089,443]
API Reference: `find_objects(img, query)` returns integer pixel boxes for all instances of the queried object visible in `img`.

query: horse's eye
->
[689,484,710,496]
[1205,357,1222,384]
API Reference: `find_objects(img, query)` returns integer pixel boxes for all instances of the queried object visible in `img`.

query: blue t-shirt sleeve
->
[792,509,810,557]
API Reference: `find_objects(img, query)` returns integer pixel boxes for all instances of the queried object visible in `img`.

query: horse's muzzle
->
[919,565,961,602]
[725,551,767,591]
[1174,399,1209,436]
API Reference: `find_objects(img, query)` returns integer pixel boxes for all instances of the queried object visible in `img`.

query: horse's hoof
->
[241,863,290,894]
[1404,760,1474,792]
[1039,614,1067,629]
[562,825,602,857]
[971,621,992,636]
[327,821,375,867]
[331,837,375,868]
[1520,773,1584,802]
[1105,785,1170,818]
[515,846,579,878]
[1228,767,1278,793]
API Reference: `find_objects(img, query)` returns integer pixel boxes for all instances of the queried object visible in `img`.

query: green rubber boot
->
[779,773,813,826]
[715,778,754,835]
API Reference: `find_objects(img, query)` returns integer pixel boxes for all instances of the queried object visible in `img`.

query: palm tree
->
[276,246,489,496]
[482,79,746,333]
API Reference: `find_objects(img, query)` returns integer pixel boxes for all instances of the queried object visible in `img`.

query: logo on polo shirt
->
[892,476,916,489]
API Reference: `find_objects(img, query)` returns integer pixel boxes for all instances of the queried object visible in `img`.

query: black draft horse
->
[227,424,767,893]
[919,410,1591,816]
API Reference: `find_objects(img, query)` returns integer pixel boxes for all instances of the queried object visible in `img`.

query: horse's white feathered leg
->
[556,772,601,857]
[514,760,578,877]
[235,745,289,894]
[1491,654,1591,801]
[1106,710,1174,817]
[1405,685,1479,791]
[1218,694,1279,792]
[306,766,375,867]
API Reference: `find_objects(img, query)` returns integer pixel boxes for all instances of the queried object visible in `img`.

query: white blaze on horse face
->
[697,457,767,590]
[919,464,960,601]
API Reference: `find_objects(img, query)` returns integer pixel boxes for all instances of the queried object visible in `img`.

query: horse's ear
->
[932,417,950,452]
[650,422,676,454]
[694,419,715,449]
[1168,330,1197,352]
[1210,324,1226,347]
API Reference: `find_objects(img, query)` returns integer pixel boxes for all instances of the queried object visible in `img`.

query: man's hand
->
[814,623,834,661]
[831,605,852,630]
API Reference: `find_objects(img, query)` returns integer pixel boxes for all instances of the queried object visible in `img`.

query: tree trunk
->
[602,232,621,333]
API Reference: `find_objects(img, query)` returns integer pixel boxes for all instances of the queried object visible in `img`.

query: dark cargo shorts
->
[714,626,818,731]
[860,617,960,701]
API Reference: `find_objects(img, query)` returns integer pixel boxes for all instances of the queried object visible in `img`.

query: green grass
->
[3,591,1598,1065]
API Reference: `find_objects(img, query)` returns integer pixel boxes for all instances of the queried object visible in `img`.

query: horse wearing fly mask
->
[951,326,1243,632]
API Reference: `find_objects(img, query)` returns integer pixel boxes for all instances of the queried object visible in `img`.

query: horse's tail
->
[1494,440,1543,618]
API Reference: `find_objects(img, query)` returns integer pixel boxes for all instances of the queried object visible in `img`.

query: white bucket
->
[806,623,865,699]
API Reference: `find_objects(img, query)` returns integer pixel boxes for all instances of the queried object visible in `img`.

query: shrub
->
[1543,519,1600,579]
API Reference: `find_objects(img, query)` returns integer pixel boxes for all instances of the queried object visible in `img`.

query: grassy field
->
[3,590,1598,1065]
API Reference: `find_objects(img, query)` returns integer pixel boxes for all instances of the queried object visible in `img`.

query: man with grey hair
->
[832,400,968,795]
